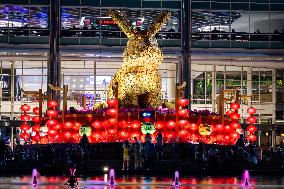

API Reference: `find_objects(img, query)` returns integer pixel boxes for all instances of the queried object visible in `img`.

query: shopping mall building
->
[0,0,284,146]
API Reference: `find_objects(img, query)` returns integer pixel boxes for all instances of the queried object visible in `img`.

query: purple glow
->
[241,170,250,186]
[173,171,180,186]
[109,169,115,186]
[32,168,38,186]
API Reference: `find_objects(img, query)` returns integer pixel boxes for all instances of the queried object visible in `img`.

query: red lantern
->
[165,131,176,139]
[190,123,199,131]
[109,129,117,136]
[215,124,223,132]
[177,99,189,106]
[33,107,40,115]
[73,122,81,130]
[39,136,48,144]
[154,121,164,129]
[91,121,102,129]
[47,129,58,137]
[230,102,240,110]
[20,114,30,122]
[224,135,231,142]
[32,134,40,141]
[64,122,73,130]
[53,133,62,142]
[20,104,30,112]
[20,123,30,131]
[226,109,234,116]
[92,132,102,140]
[107,108,118,116]
[230,113,240,120]
[47,100,58,108]
[53,123,62,130]
[178,130,188,138]
[224,125,233,133]
[32,116,40,123]
[72,132,81,141]
[178,120,189,127]
[107,118,118,126]
[247,125,257,134]
[216,134,224,142]
[247,134,257,142]
[230,132,240,139]
[177,109,189,117]
[63,131,72,140]
[47,110,58,117]
[130,132,141,139]
[166,120,176,129]
[190,133,199,141]
[118,120,128,129]
[247,116,257,124]
[130,120,141,129]
[20,132,30,140]
[46,119,59,127]
[230,122,241,129]
[143,117,151,123]
[247,107,256,115]
[107,98,118,107]
[32,124,41,133]
[119,130,129,139]
[102,120,111,129]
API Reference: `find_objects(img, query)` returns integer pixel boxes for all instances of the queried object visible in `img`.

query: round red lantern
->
[47,129,58,137]
[190,123,199,131]
[230,102,240,110]
[63,131,72,140]
[119,130,129,139]
[178,120,189,127]
[102,120,111,129]
[230,113,240,120]
[107,98,118,107]
[53,133,62,142]
[53,123,62,130]
[32,124,41,133]
[130,132,141,139]
[64,122,73,130]
[190,133,199,141]
[224,125,233,133]
[177,109,189,117]
[215,124,224,132]
[92,132,102,140]
[46,119,59,127]
[247,125,257,134]
[107,108,118,116]
[107,118,118,126]
[118,120,128,129]
[20,104,30,112]
[32,134,40,141]
[247,134,257,142]
[47,100,58,108]
[91,121,102,129]
[33,107,40,115]
[39,136,48,144]
[230,132,240,139]
[20,123,30,131]
[130,120,141,129]
[178,130,188,138]
[247,116,257,124]
[226,109,234,116]
[166,120,176,129]
[20,114,30,122]
[47,110,58,117]
[72,132,81,141]
[177,99,189,106]
[247,107,256,115]
[32,116,40,123]
[109,129,117,136]
[154,121,164,129]
[20,132,30,140]
[73,122,82,130]
[165,131,176,139]
[230,122,241,129]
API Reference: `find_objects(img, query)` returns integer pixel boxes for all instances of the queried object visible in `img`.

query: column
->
[181,0,191,108]
[168,64,176,101]
[271,130,276,148]
[257,130,261,147]
[47,0,61,106]
[272,69,276,124]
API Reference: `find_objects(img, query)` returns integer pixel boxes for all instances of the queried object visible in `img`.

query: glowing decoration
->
[247,125,257,134]
[20,124,30,131]
[165,131,176,139]
[107,98,118,107]
[247,134,257,142]
[46,119,59,127]
[177,109,189,117]
[92,132,102,140]
[177,120,189,127]
[64,122,73,130]
[154,121,164,129]
[166,120,176,129]
[107,10,171,107]
[40,125,48,133]
[32,116,40,123]
[226,109,234,116]
[73,122,82,130]
[32,134,40,141]
[20,132,30,140]
[118,120,128,128]
[230,113,240,120]
[215,124,223,132]
[199,123,212,136]
[141,123,156,134]
[47,100,58,108]
[102,120,111,129]
[247,116,257,124]
[130,120,141,129]
[47,129,58,137]
[72,133,81,141]
[178,130,188,138]
[230,102,240,110]
[224,125,233,133]
[20,104,30,112]
[32,124,41,133]
[79,125,92,136]
[63,131,72,140]
[108,129,117,136]
[91,121,102,129]
[130,132,141,139]
[107,118,118,126]
[190,123,199,131]
[190,133,199,141]
[47,110,58,117]
[230,122,241,129]
[177,99,189,106]
[20,114,30,122]
[247,107,256,115]
[230,132,240,139]
[107,108,118,116]
[39,136,48,144]
[119,130,129,139]
[33,107,40,115]
[53,123,62,130]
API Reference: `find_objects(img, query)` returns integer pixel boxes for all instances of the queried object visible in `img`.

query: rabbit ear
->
[147,11,171,37]
[108,10,136,38]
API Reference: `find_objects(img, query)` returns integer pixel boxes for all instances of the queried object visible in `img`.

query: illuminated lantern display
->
[47,129,58,138]
[73,122,82,130]
[226,109,234,116]
[53,123,62,130]
[47,110,58,117]
[107,108,118,116]
[118,120,128,129]
[177,109,189,117]
[230,132,240,140]
[177,99,189,106]
[230,113,240,120]
[130,132,141,139]
[39,136,48,144]
[165,131,176,140]
[79,125,92,136]
[107,98,118,107]
[178,130,188,138]
[20,132,30,140]
[63,131,72,141]
[154,121,164,129]
[119,131,129,139]
[107,118,118,126]
[20,124,30,131]
[199,123,212,136]
[32,134,40,141]
[190,123,199,131]
[108,129,117,136]
[247,116,257,124]
[230,102,240,110]
[47,100,58,108]
[166,120,176,129]
[20,114,30,122]
[46,119,59,127]
[64,122,73,130]
[102,120,111,129]
[92,132,102,141]
[247,134,257,142]
[178,120,189,127]
[91,121,102,129]
[33,107,40,115]
[230,122,241,129]
[72,133,81,141]
[32,124,41,133]
[190,133,199,141]
[247,125,257,134]
[247,107,256,115]
[32,116,40,123]
[20,104,30,112]
[224,125,233,133]
[215,124,223,132]
[130,120,141,129]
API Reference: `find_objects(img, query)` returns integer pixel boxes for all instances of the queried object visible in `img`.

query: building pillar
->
[257,130,261,147]
[47,0,61,107]
[271,130,276,148]
[168,64,176,101]
[181,0,191,108]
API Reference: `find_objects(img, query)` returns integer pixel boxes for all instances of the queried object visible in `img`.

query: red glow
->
[177,98,189,106]
[166,120,176,129]
[230,102,240,110]
[47,109,58,117]
[91,121,102,129]
[33,107,40,115]
[130,120,141,129]
[177,109,189,117]
[20,114,30,122]
[20,104,30,112]
[47,100,58,108]
[154,121,164,129]
[247,107,256,115]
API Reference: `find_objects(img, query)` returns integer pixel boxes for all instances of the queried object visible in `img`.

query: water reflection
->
[0,175,283,189]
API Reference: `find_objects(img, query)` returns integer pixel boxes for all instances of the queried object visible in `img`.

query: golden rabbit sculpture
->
[107,10,171,108]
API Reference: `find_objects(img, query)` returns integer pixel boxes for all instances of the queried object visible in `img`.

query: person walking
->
[122,140,130,170]
[156,132,163,160]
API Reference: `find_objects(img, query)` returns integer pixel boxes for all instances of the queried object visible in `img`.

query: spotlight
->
[103,167,109,172]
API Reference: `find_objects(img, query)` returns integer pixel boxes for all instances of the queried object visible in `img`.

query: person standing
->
[122,140,130,170]
[134,137,141,169]
[156,132,163,160]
